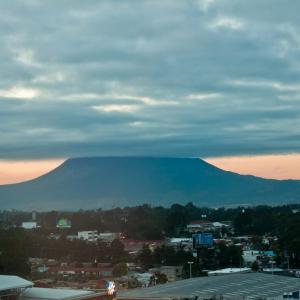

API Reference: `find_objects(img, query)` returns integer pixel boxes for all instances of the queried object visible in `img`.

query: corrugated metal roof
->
[19,287,102,300]
[0,275,33,291]
[120,272,300,299]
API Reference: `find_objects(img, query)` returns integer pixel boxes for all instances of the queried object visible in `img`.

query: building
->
[243,250,276,265]
[98,233,121,242]
[187,220,232,234]
[0,275,33,300]
[119,272,300,299]
[78,230,98,242]
[19,287,110,300]
[47,266,113,278]
[121,239,164,254]
[56,218,71,229]
[186,220,215,233]
[21,222,38,230]
[0,275,113,300]
[166,238,192,251]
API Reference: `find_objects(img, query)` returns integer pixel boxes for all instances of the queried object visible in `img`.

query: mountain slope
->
[0,157,299,210]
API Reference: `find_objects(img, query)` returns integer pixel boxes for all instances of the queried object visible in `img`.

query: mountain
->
[0,157,300,210]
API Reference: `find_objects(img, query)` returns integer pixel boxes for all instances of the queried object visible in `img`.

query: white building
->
[21,222,38,229]
[78,230,98,242]
[98,232,120,242]
[243,250,275,265]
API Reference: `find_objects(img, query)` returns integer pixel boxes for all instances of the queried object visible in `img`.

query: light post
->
[188,261,194,279]
[270,260,275,275]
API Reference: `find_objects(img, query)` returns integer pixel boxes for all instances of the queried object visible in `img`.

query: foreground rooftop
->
[19,288,100,300]
[119,272,300,299]
[0,275,33,291]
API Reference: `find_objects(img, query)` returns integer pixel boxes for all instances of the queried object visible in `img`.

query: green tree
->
[155,272,168,284]
[252,261,259,271]
[112,263,128,277]
[138,245,154,269]
[0,228,30,276]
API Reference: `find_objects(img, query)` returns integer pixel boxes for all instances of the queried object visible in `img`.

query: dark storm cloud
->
[1,0,300,158]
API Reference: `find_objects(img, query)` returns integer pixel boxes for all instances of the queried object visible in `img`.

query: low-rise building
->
[187,220,232,234]
[98,233,121,242]
[47,266,113,279]
[78,230,98,242]
[21,222,38,229]
[243,250,276,265]
[0,275,113,300]
[187,220,215,233]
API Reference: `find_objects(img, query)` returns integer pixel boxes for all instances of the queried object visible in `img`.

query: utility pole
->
[188,261,194,279]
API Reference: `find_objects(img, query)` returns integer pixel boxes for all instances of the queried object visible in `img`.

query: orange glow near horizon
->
[205,154,300,180]
[0,154,300,185]
[0,159,65,185]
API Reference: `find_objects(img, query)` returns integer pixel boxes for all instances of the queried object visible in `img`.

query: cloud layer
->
[1,0,300,159]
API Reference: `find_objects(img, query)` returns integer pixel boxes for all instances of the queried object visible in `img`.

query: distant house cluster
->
[186,220,232,234]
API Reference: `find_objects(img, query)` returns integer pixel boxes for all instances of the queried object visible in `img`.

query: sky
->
[1,0,300,184]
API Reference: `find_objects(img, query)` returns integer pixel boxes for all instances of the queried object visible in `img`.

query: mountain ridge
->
[0,156,299,210]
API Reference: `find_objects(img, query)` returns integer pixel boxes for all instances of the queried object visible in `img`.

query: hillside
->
[0,157,299,210]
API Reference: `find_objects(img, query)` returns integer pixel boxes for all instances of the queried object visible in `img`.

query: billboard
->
[192,233,213,248]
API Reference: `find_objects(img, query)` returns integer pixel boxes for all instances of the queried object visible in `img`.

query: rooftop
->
[0,275,33,292]
[119,272,300,299]
[19,287,102,300]
[207,267,251,275]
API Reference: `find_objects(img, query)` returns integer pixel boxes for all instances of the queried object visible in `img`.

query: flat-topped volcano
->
[0,157,299,210]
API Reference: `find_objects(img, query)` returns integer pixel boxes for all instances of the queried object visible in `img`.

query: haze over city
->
[1,0,300,183]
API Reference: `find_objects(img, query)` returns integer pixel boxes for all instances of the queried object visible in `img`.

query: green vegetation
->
[1,203,300,277]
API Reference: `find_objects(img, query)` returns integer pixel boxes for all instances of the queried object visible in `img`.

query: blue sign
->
[192,233,213,248]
